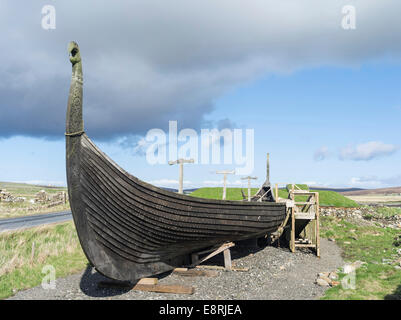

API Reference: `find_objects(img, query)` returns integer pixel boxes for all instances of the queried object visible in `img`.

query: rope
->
[65,130,85,137]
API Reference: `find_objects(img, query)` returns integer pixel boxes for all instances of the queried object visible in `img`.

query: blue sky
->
[0,1,400,189]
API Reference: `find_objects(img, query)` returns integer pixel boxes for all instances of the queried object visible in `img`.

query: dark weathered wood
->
[65,41,287,283]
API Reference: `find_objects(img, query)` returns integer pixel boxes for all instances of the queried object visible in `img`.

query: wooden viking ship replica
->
[66,41,287,282]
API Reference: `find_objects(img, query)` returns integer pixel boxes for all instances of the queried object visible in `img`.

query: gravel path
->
[8,239,343,300]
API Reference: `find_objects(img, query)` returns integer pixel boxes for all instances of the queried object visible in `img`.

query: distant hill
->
[340,186,401,196]
[310,187,365,193]
[190,187,359,207]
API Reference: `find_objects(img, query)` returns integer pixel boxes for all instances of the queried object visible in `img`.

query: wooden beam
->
[240,176,257,201]
[190,242,234,267]
[173,268,218,277]
[195,265,249,272]
[137,278,158,285]
[97,279,194,294]
[223,248,232,270]
[133,284,195,295]
[215,170,235,200]
[168,158,194,194]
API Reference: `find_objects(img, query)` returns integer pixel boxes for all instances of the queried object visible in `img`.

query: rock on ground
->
[8,239,343,300]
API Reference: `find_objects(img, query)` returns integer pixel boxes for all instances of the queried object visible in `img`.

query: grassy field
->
[320,216,401,300]
[346,194,401,205]
[0,221,87,299]
[190,187,359,207]
[0,181,70,219]
[189,187,260,201]
[0,181,67,196]
[1,186,398,300]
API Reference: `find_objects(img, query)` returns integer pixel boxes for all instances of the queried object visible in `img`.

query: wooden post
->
[316,192,320,257]
[266,153,270,183]
[241,176,257,201]
[291,207,295,253]
[223,248,232,270]
[169,158,194,194]
[216,170,235,200]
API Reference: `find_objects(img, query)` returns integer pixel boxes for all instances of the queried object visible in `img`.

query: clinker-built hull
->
[66,42,287,281]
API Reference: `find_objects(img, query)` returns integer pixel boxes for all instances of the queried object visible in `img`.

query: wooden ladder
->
[274,184,320,257]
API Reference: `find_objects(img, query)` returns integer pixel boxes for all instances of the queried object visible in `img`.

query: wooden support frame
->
[277,184,320,257]
[190,242,235,270]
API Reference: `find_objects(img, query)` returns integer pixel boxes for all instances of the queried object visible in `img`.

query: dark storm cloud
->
[1,0,401,140]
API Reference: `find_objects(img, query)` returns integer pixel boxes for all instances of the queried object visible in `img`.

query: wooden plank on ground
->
[97,280,194,294]
[132,284,195,295]
[195,265,249,272]
[137,278,158,285]
[173,268,218,277]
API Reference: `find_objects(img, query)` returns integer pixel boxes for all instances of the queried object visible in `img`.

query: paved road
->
[0,211,72,232]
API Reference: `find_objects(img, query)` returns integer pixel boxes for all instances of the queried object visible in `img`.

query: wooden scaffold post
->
[216,170,235,200]
[241,176,257,201]
[168,158,194,194]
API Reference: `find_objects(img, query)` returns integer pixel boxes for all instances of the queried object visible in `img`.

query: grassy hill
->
[190,187,359,208]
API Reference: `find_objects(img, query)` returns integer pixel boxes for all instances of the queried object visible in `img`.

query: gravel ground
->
[8,239,343,300]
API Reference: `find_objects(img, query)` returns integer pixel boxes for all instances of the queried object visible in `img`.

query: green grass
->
[375,207,401,218]
[320,216,401,300]
[0,181,67,196]
[0,221,88,299]
[190,187,359,207]
[189,187,260,201]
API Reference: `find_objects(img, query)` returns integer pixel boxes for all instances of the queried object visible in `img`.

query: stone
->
[316,278,330,287]
[319,275,332,285]
[352,260,366,268]
[343,265,354,274]
[329,272,338,280]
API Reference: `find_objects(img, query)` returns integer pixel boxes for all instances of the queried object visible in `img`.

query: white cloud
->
[339,141,399,161]
[2,1,401,138]
[314,146,329,161]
